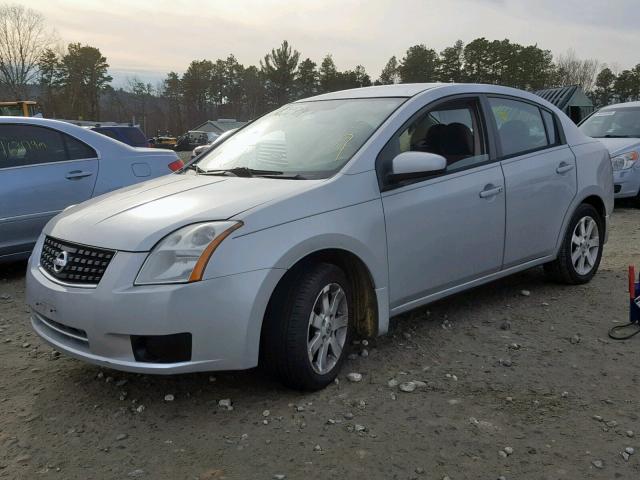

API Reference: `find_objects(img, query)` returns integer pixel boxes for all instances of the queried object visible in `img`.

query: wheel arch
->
[555,192,608,256]
[581,194,607,235]
[264,248,380,342]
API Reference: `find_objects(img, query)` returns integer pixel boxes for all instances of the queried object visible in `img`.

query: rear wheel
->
[544,203,603,284]
[262,262,352,391]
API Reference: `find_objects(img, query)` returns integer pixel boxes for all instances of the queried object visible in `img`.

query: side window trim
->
[376,94,495,192]
[539,107,565,147]
[485,94,567,161]
[540,107,552,145]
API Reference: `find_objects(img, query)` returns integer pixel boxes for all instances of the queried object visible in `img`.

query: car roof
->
[0,116,137,151]
[296,83,563,107]
[0,116,78,127]
[297,83,442,101]
[93,125,140,130]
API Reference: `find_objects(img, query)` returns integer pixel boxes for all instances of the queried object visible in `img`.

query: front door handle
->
[479,184,504,199]
[556,162,575,174]
[65,170,93,180]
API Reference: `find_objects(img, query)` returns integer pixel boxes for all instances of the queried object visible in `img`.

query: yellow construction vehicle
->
[0,100,40,117]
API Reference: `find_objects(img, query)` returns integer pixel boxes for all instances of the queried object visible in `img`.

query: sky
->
[23,0,640,87]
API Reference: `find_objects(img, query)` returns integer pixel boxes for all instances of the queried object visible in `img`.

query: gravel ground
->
[1,206,640,480]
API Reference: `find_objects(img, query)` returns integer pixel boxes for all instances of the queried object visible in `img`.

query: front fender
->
[202,196,390,337]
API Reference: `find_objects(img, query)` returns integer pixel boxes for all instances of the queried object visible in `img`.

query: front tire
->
[262,262,352,391]
[544,203,603,284]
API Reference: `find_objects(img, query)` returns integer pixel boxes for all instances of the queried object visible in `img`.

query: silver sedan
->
[0,117,182,262]
[26,83,613,390]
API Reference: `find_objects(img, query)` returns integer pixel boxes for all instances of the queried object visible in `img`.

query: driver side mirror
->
[387,151,447,184]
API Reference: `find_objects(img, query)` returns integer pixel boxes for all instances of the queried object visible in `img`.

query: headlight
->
[135,221,242,285]
[611,151,639,171]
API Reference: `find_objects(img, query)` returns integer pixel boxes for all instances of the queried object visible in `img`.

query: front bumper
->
[26,237,284,374]
[613,168,640,199]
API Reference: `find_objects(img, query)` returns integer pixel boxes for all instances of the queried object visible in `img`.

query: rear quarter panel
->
[555,140,614,251]
[93,148,178,196]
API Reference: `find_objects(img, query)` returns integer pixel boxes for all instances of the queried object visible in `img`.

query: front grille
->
[40,236,115,286]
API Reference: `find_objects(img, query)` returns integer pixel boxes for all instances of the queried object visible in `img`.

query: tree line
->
[2,4,640,137]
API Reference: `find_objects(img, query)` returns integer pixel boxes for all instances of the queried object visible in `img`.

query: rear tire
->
[261,262,353,391]
[544,203,603,284]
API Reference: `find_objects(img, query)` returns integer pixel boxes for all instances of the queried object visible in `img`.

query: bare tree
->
[0,4,54,98]
[555,49,600,92]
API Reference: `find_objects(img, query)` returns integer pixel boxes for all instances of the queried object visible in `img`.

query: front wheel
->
[262,262,352,391]
[544,203,603,284]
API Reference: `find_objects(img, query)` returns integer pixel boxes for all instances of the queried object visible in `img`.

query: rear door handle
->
[556,162,575,174]
[479,185,503,199]
[66,170,93,180]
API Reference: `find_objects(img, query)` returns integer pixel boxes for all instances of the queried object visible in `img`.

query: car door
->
[487,96,577,267]
[0,124,98,258]
[378,96,506,310]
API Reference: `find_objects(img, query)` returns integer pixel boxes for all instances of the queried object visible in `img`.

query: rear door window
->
[488,97,549,157]
[0,125,67,168]
[63,133,97,159]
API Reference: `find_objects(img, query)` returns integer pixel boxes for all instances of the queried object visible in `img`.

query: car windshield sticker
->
[594,111,616,116]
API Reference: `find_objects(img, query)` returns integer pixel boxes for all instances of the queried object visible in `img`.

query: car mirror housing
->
[387,151,447,184]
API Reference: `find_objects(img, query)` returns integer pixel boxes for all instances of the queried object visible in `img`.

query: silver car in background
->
[26,83,613,390]
[0,117,183,262]
[579,101,640,205]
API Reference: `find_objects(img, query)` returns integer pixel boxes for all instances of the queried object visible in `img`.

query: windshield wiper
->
[198,167,307,179]
[200,167,284,177]
[256,173,307,180]
[184,163,207,174]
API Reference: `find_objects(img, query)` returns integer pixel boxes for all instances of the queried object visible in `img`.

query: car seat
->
[440,123,473,164]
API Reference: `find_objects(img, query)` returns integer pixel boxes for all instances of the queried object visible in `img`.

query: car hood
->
[594,138,640,157]
[46,172,321,251]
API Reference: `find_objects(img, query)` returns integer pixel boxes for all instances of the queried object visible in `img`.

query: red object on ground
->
[630,265,636,299]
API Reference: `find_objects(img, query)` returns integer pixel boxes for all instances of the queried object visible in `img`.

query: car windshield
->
[194,98,404,178]
[580,107,640,138]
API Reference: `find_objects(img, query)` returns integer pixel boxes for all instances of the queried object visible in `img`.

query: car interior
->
[378,100,488,185]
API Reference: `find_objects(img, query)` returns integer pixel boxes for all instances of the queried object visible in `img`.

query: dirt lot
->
[1,206,640,480]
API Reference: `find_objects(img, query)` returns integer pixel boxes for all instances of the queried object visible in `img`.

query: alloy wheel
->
[571,216,600,276]
[307,283,348,375]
